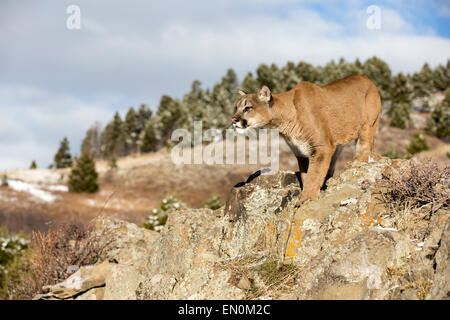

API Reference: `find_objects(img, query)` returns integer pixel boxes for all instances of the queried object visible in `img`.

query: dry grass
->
[8,223,111,299]
[216,254,299,299]
[386,265,433,300]
[248,259,298,299]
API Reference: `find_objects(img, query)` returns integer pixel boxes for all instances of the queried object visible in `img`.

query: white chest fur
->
[284,137,312,158]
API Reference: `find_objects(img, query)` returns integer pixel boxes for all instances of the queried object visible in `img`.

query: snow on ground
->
[0,168,69,203]
[46,185,69,192]
[6,169,66,185]
[7,180,59,203]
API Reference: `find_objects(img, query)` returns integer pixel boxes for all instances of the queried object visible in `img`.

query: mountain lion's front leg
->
[295,147,333,207]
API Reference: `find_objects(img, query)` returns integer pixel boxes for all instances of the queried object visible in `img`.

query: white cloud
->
[0,0,449,170]
[0,84,113,169]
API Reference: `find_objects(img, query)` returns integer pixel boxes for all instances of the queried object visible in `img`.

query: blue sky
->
[0,0,449,170]
[298,1,450,37]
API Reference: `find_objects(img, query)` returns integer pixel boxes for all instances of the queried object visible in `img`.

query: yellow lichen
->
[285,219,304,259]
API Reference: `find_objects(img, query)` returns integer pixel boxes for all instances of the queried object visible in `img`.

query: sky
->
[0,0,449,170]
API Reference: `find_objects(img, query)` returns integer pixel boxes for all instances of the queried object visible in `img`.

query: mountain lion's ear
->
[237,89,247,96]
[258,85,272,103]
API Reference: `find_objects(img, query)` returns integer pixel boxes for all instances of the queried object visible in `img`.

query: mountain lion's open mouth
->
[232,121,249,134]
[232,119,247,129]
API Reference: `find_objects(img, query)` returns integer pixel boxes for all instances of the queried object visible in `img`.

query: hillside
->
[1,116,449,233]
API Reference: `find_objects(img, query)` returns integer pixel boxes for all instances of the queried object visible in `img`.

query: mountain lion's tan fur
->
[232,75,381,206]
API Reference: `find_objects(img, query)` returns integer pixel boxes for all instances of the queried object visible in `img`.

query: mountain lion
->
[232,75,381,206]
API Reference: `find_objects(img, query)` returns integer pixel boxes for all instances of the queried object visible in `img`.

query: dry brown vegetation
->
[381,160,449,211]
[379,160,449,240]
[9,223,110,299]
[217,254,299,300]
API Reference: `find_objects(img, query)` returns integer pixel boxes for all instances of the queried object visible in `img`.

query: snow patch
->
[46,185,69,192]
[7,180,58,202]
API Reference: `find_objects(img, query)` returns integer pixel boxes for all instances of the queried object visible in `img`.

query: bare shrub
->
[381,160,449,211]
[380,160,449,239]
[9,223,111,299]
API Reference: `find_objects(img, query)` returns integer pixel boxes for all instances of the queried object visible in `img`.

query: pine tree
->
[256,64,280,93]
[1,175,7,187]
[406,132,429,157]
[179,80,209,139]
[240,72,260,93]
[432,60,450,92]
[389,72,412,129]
[54,137,73,168]
[156,95,183,146]
[390,104,411,129]
[29,160,37,169]
[207,84,230,131]
[101,112,126,158]
[68,152,99,193]
[321,60,335,83]
[280,61,301,91]
[412,63,435,99]
[363,56,392,101]
[221,68,239,92]
[124,107,138,154]
[353,58,363,72]
[136,104,152,135]
[426,87,450,139]
[140,119,159,153]
[295,61,321,83]
[207,69,239,129]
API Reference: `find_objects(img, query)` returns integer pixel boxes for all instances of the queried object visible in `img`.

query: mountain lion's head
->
[231,86,273,133]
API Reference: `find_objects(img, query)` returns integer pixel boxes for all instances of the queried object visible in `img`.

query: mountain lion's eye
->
[243,106,252,113]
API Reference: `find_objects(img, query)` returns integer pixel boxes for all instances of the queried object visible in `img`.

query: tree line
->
[82,56,449,162]
[50,56,449,172]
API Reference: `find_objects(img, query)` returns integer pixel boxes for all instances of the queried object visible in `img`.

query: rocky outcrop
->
[37,158,449,300]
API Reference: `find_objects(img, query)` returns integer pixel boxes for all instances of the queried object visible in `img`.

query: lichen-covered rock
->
[92,215,160,271]
[36,158,449,300]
